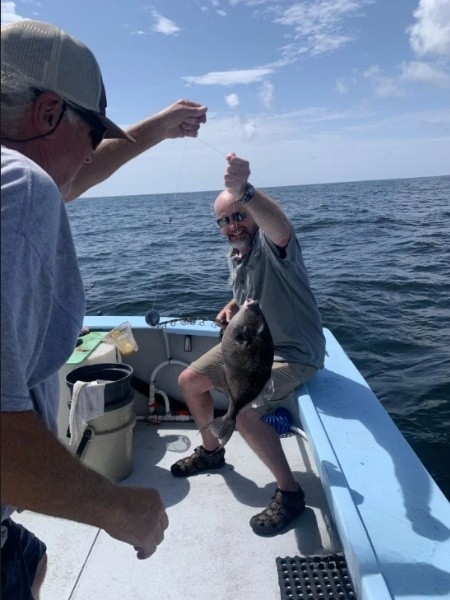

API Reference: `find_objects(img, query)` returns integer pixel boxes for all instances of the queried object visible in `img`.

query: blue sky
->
[2,0,450,197]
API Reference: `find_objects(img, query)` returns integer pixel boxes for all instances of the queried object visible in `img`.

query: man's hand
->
[1,411,169,560]
[216,299,239,330]
[106,486,169,560]
[224,152,251,200]
[160,99,207,140]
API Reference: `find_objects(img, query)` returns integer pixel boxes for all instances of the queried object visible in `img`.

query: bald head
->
[213,189,238,217]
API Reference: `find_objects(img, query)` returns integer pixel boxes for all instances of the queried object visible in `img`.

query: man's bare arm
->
[224,153,291,248]
[65,99,207,201]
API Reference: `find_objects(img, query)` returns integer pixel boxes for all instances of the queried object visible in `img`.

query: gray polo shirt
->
[228,224,325,368]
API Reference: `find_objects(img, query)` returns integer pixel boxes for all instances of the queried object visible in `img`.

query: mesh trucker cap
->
[1,20,134,141]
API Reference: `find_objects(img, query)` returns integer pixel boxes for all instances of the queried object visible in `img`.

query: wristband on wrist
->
[237,182,255,205]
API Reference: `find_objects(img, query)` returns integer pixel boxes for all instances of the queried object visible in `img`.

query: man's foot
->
[170,445,225,477]
[250,485,305,536]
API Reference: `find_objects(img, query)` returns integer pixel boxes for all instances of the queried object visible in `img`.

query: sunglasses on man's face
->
[68,104,107,150]
[216,211,247,228]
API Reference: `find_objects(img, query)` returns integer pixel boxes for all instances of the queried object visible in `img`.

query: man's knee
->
[236,408,260,432]
[178,367,196,391]
[178,367,211,395]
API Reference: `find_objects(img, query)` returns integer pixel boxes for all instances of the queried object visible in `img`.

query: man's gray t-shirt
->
[1,146,85,538]
[229,225,325,368]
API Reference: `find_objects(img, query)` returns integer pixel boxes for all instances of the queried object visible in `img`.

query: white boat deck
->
[15,323,450,600]
[16,420,339,600]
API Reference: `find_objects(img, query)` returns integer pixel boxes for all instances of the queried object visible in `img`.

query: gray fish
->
[206,298,274,450]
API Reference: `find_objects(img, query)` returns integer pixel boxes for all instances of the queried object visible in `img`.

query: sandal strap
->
[171,446,225,476]
[250,486,305,534]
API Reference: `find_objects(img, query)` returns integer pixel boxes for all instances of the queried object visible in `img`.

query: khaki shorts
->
[188,343,317,414]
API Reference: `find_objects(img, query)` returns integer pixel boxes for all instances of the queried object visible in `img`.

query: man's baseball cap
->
[1,20,134,141]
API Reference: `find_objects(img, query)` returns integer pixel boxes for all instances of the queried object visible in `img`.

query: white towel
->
[69,380,106,446]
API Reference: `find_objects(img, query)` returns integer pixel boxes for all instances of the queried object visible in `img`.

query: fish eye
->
[233,325,247,343]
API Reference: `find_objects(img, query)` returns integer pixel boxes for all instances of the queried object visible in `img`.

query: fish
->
[205,298,274,451]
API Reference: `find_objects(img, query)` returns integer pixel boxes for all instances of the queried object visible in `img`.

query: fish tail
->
[204,415,236,450]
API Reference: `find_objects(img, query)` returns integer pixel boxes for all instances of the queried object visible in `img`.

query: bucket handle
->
[76,427,94,459]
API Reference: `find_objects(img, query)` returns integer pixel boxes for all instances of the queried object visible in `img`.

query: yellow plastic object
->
[103,321,138,356]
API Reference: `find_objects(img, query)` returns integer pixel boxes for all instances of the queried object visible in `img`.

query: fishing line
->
[197,136,227,157]
[174,136,189,199]
[146,137,189,326]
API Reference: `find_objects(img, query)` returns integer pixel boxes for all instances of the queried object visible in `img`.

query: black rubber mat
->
[276,553,358,599]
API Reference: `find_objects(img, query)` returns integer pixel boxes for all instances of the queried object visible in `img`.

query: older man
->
[171,152,325,536]
[1,19,206,599]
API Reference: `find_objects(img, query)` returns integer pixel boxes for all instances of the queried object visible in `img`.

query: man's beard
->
[228,230,253,253]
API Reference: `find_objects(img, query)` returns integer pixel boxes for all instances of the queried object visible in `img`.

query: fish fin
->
[201,415,236,449]
[250,378,274,409]
[264,378,275,400]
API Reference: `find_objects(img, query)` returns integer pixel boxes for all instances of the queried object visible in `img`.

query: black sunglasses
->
[67,103,107,150]
[216,211,247,228]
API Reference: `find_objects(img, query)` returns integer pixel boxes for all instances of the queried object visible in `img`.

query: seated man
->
[171,152,325,536]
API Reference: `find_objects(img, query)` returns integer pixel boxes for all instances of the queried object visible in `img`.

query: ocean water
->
[67,175,450,500]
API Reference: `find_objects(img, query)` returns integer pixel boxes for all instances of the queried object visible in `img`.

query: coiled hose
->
[262,407,293,435]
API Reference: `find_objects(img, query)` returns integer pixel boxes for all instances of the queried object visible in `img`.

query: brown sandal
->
[250,485,305,536]
[170,446,225,477]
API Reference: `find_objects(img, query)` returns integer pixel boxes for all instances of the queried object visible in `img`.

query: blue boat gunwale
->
[300,329,450,600]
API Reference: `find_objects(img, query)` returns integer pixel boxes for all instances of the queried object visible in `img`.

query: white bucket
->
[75,398,136,482]
[58,342,118,446]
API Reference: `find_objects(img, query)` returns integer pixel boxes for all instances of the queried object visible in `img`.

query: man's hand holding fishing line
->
[224,152,251,199]
[225,152,291,249]
[159,99,208,139]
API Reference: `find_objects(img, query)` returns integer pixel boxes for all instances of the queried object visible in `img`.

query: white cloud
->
[363,65,406,97]
[225,93,240,108]
[363,59,450,96]
[148,9,181,36]
[183,67,274,86]
[1,1,25,24]
[375,79,406,98]
[243,119,257,139]
[335,78,349,93]
[123,24,147,36]
[401,60,450,87]
[258,80,274,108]
[216,9,227,17]
[124,8,181,37]
[408,0,450,58]
[276,105,372,125]
[274,0,373,57]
